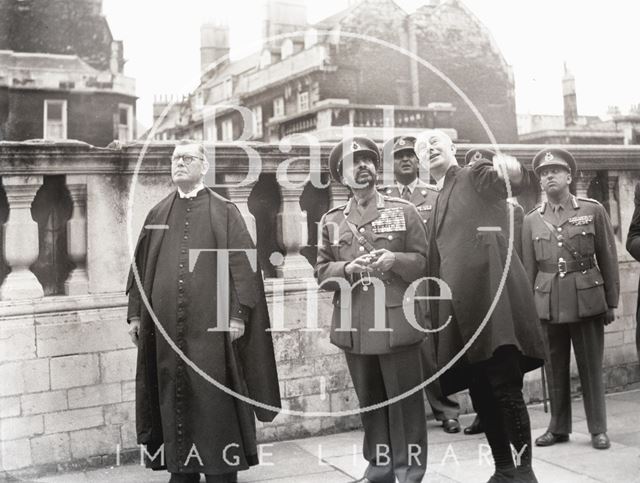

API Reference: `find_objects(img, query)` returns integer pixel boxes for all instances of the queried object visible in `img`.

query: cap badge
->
[398,139,406,146]
[545,152,554,162]
[473,151,482,161]
[352,141,360,151]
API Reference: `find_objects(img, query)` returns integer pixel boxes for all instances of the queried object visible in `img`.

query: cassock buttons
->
[183,235,188,239]
[557,242,563,248]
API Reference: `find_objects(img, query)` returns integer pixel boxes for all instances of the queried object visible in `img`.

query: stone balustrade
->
[0,140,639,477]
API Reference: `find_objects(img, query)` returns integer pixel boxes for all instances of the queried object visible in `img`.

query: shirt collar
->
[177,182,205,199]
[548,193,573,213]
[397,179,418,194]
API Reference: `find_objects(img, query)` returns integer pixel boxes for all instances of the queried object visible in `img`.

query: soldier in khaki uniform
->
[316,136,428,483]
[379,135,461,434]
[522,148,620,450]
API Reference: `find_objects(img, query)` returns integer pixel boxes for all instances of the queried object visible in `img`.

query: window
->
[223,78,233,99]
[221,119,233,141]
[298,91,309,112]
[117,104,133,142]
[273,97,285,118]
[43,100,67,140]
[252,106,263,138]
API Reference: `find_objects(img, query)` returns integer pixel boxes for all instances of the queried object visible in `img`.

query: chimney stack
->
[562,62,578,128]
[200,20,230,75]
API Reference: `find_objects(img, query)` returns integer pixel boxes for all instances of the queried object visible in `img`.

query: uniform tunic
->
[151,190,250,474]
[316,193,429,483]
[522,194,619,434]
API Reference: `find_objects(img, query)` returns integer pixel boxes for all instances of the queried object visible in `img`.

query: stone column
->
[223,174,257,244]
[329,181,350,208]
[607,176,621,240]
[276,174,313,279]
[64,175,89,295]
[0,176,44,300]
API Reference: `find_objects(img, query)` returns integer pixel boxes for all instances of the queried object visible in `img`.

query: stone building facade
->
[152,0,517,144]
[0,0,136,146]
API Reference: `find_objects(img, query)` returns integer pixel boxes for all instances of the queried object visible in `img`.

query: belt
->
[539,257,595,276]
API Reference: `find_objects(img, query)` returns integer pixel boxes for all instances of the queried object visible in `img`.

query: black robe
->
[126,188,280,473]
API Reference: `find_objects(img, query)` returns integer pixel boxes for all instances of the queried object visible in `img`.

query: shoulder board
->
[577,196,602,205]
[383,196,411,205]
[324,204,347,216]
[526,204,544,216]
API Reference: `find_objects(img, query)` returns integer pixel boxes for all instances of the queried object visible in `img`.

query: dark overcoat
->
[625,184,640,357]
[126,188,280,468]
[427,161,544,395]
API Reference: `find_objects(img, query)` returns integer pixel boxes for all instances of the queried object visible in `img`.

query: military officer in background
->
[380,135,461,434]
[316,136,429,483]
[522,148,620,450]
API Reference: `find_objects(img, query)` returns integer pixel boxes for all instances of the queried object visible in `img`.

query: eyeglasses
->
[171,154,203,166]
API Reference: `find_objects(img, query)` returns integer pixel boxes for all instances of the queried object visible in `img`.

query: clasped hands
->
[128,316,246,346]
[345,248,396,276]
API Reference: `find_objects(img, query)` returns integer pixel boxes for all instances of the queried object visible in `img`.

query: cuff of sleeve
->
[232,305,251,323]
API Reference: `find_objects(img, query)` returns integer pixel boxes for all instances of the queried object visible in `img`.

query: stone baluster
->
[607,176,621,239]
[223,174,257,244]
[276,174,313,279]
[64,175,89,295]
[329,181,350,208]
[0,176,44,300]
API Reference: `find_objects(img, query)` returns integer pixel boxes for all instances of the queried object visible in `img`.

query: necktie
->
[402,186,411,201]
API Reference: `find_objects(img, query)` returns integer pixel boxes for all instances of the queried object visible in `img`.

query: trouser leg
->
[379,346,428,483]
[204,472,237,483]
[345,352,395,483]
[570,319,607,434]
[487,348,533,469]
[169,473,200,483]
[543,322,573,434]
[421,339,460,421]
[468,373,514,471]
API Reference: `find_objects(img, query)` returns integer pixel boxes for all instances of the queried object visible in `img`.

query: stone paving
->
[30,390,640,483]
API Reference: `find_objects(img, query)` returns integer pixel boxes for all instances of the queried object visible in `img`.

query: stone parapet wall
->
[0,141,639,477]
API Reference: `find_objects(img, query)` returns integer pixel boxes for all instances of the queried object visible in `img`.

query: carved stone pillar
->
[607,176,621,239]
[329,181,350,208]
[223,174,257,244]
[0,176,44,300]
[64,175,89,295]
[276,174,313,278]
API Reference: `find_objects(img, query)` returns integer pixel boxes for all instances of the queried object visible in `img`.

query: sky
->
[102,0,640,129]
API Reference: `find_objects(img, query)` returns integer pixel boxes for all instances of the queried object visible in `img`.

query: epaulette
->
[383,195,412,205]
[526,203,544,216]
[577,196,602,205]
[324,204,347,216]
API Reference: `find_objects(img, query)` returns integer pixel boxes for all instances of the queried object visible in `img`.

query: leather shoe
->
[442,418,461,433]
[591,432,610,450]
[535,431,569,447]
[486,467,517,482]
[464,415,483,435]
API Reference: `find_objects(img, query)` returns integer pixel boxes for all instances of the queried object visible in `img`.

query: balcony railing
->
[268,102,457,142]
